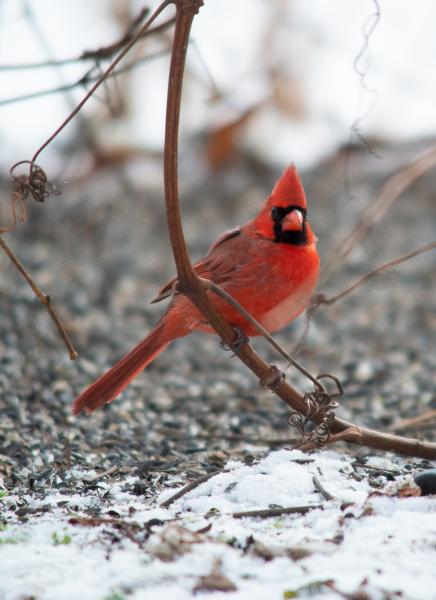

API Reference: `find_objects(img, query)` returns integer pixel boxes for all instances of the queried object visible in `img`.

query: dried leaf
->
[193,559,237,594]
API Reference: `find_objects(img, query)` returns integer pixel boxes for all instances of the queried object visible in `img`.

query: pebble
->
[414,469,436,496]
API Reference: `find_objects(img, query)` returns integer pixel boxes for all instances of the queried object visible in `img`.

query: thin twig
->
[232,505,321,519]
[160,469,225,508]
[317,241,436,308]
[313,475,335,501]
[321,143,436,284]
[0,192,27,233]
[84,466,119,484]
[0,235,78,359]
[0,49,170,108]
[0,2,173,360]
[30,1,172,170]
[0,13,175,70]
[390,410,436,433]
[69,516,140,528]
[294,239,436,355]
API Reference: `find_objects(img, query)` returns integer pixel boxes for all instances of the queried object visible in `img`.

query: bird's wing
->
[206,227,241,253]
[150,227,243,304]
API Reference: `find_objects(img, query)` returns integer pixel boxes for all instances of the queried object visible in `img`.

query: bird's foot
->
[260,365,285,390]
[220,326,249,355]
[232,326,249,350]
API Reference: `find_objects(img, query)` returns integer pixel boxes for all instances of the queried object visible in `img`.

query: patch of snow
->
[1,449,435,599]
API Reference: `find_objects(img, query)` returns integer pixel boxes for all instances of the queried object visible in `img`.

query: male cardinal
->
[73,165,319,415]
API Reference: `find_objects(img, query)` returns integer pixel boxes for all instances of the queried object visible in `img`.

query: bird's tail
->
[72,320,176,415]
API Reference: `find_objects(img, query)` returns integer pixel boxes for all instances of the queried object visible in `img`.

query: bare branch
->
[0,49,171,108]
[321,144,436,284]
[232,505,320,519]
[0,12,175,71]
[0,235,78,359]
[390,410,436,433]
[160,469,225,508]
[316,241,436,308]
[31,1,172,169]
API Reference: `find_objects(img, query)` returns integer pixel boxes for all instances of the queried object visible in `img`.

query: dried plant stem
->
[162,0,436,459]
[0,192,26,233]
[318,241,436,308]
[84,466,119,483]
[312,476,334,501]
[30,0,172,169]
[0,49,171,108]
[2,2,174,360]
[293,239,436,359]
[0,235,78,360]
[390,410,436,433]
[321,143,436,284]
[160,469,225,508]
[232,506,320,519]
[0,12,175,70]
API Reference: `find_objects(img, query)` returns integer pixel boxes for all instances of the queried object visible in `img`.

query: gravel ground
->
[0,140,435,500]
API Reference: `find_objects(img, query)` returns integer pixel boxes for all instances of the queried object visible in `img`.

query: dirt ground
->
[0,140,435,489]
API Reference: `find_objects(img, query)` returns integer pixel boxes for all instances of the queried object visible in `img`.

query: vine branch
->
[162,0,436,459]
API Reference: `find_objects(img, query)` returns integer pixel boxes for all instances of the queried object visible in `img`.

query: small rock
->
[414,469,436,496]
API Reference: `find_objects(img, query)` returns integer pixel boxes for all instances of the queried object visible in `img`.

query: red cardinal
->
[73,165,319,415]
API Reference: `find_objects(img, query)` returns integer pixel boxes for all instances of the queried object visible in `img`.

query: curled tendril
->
[10,160,61,204]
[1,161,61,233]
[288,375,342,448]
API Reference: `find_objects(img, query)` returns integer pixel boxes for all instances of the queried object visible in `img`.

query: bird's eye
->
[271,206,284,221]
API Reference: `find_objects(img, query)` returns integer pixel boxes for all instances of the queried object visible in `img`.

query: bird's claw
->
[220,326,249,355]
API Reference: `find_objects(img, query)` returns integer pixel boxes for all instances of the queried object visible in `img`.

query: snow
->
[1,449,435,599]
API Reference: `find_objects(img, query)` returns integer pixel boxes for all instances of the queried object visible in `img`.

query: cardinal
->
[73,165,319,415]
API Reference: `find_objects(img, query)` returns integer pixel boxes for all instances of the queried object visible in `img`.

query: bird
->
[73,165,319,415]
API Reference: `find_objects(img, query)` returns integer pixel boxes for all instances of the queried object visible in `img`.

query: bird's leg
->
[220,326,249,354]
[231,326,249,350]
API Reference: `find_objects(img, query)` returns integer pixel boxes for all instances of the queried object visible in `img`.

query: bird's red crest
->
[252,164,309,240]
[268,164,306,210]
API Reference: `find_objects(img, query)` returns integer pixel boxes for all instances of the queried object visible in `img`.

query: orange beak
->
[281,209,304,232]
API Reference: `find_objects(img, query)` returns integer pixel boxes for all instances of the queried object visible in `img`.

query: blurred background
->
[0,1,435,470]
[2,0,436,170]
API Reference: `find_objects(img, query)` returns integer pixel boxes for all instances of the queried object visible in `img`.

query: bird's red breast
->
[162,164,319,336]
